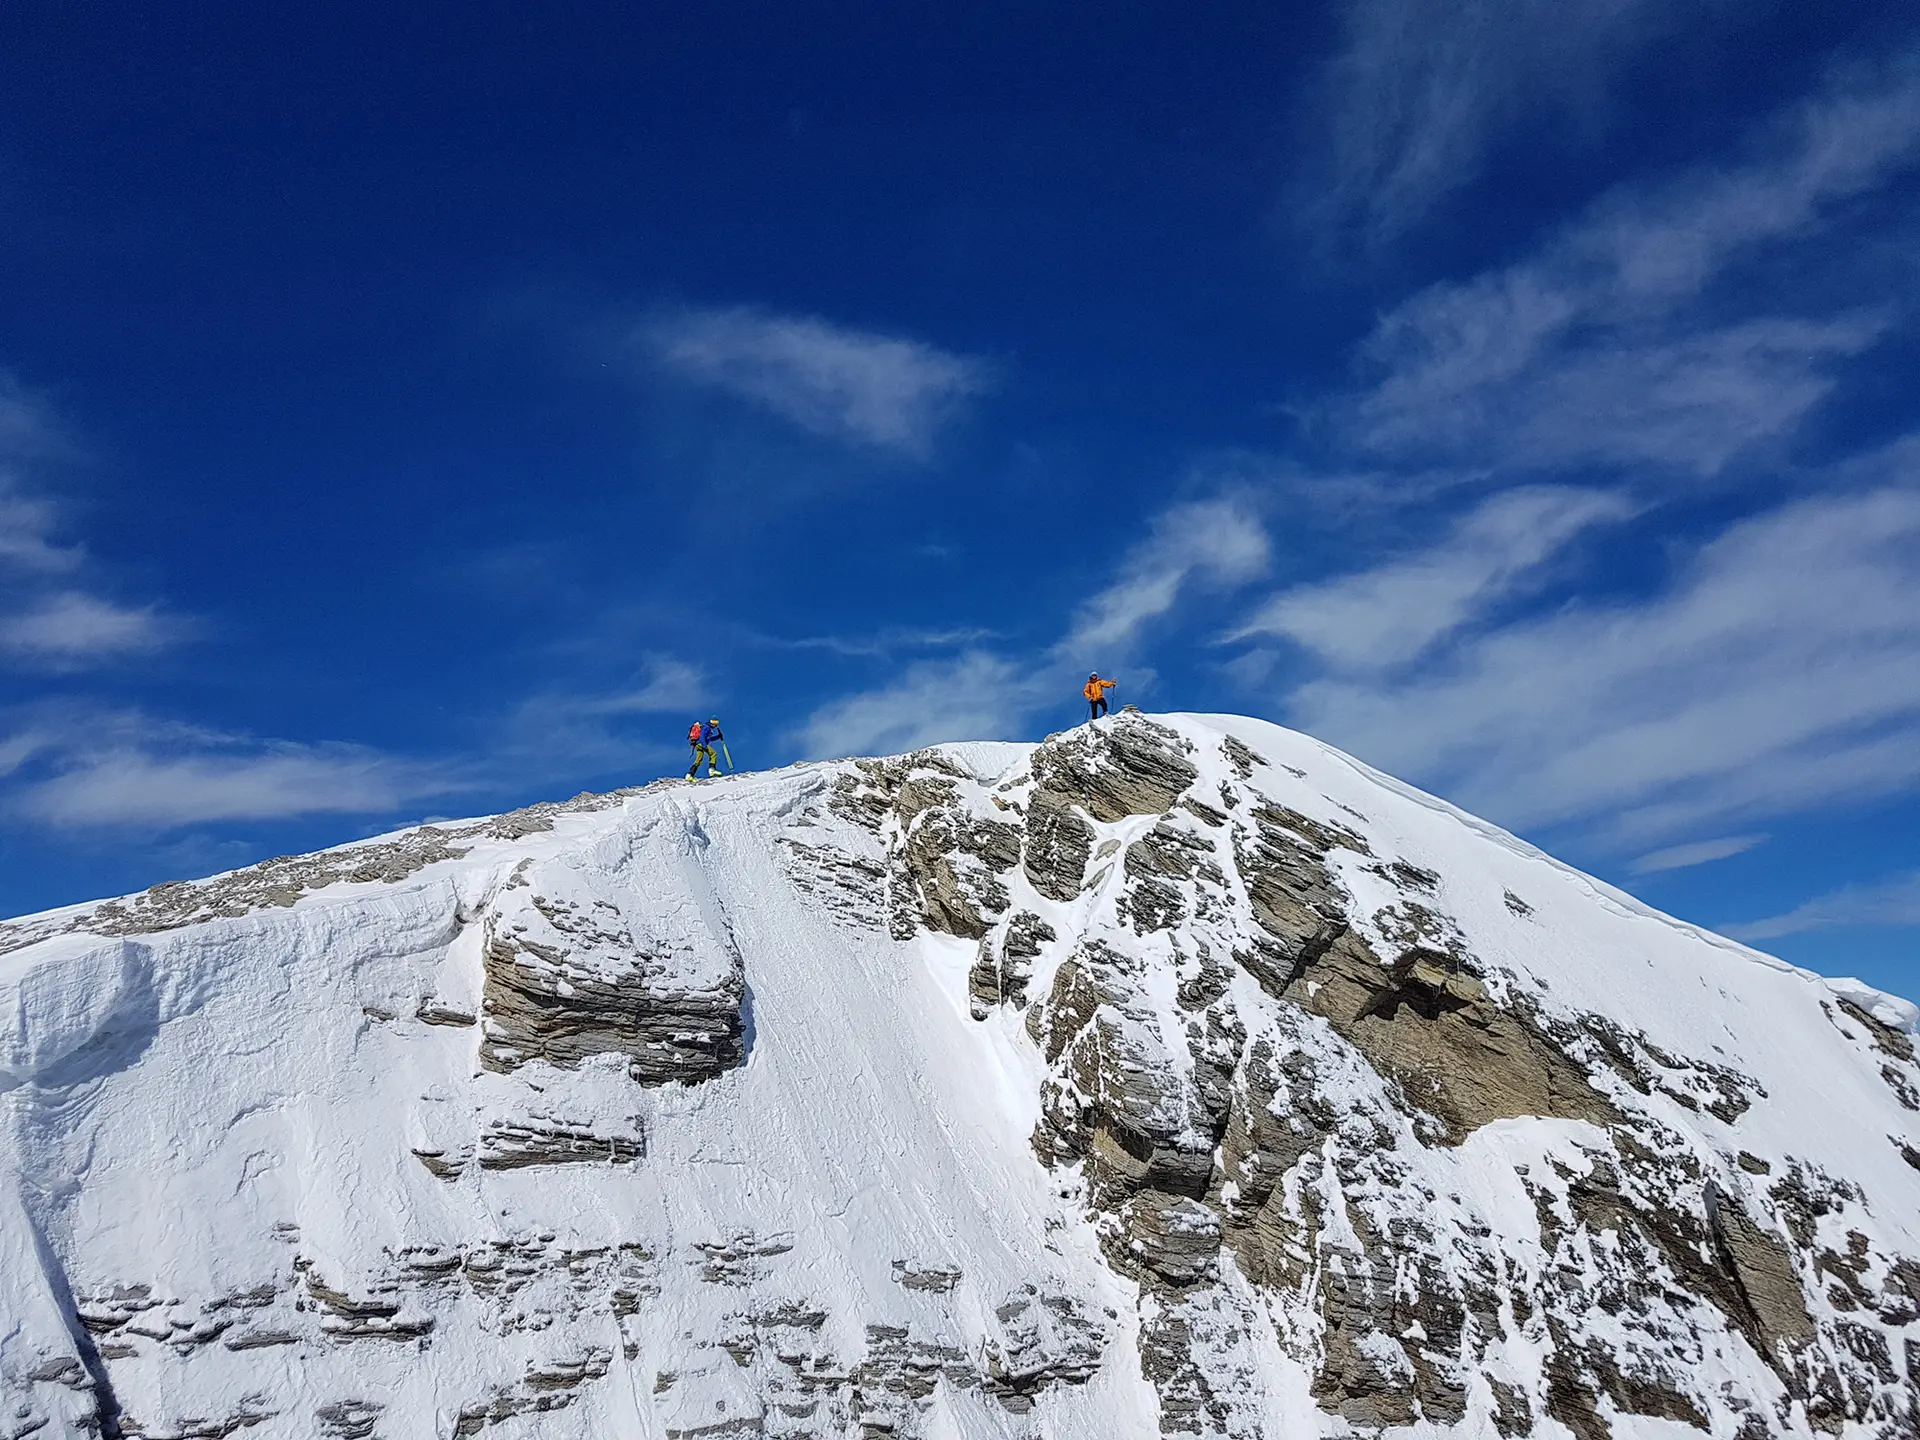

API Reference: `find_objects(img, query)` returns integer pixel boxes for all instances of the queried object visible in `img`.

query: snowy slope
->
[0,712,1915,1440]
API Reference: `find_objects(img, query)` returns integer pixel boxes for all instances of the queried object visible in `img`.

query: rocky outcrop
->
[1022,795,1095,903]
[897,806,1017,940]
[1220,800,1621,1144]
[997,721,1920,1440]
[1032,718,1199,823]
[1027,944,1221,1206]
[1706,1180,1819,1360]
[476,1117,645,1170]
[1286,936,1620,1141]
[478,861,745,1084]
[822,752,1022,941]
[1115,1192,1221,1288]
[968,909,1055,1019]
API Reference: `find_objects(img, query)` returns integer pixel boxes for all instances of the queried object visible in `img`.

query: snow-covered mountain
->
[2,711,1916,1440]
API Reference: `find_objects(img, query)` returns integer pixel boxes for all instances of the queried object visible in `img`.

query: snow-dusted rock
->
[1,712,1917,1439]
[477,851,746,1084]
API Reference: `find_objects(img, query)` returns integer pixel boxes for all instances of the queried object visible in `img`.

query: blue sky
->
[4,2,1920,1002]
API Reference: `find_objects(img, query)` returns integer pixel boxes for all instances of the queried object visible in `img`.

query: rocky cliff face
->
[1,713,1916,1440]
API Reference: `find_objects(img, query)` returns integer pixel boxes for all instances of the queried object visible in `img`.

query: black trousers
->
[1089,696,1109,720]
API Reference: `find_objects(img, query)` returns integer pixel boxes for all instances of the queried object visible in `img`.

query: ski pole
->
[721,740,734,770]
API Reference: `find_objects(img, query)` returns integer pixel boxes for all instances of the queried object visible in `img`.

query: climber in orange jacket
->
[1083,672,1116,722]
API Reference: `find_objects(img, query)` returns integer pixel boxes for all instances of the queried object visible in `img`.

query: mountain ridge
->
[2,711,1916,1440]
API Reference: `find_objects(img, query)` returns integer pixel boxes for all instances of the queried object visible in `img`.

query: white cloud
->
[1233,486,1632,670]
[1274,480,1920,845]
[1,710,453,830]
[1727,869,1920,941]
[494,657,708,775]
[0,371,76,465]
[0,375,82,573]
[644,306,992,457]
[1369,313,1884,478]
[20,746,441,828]
[1061,497,1270,657]
[791,651,1046,760]
[1628,834,1767,875]
[561,658,705,718]
[0,373,181,663]
[791,496,1273,760]
[783,625,1001,659]
[1334,52,1920,476]
[0,653,712,834]
[1304,0,1680,247]
[0,481,79,573]
[1,592,172,660]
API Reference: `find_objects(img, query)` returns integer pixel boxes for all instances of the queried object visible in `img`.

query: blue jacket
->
[701,721,723,745]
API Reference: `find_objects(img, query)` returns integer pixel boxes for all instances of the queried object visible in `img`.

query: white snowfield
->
[0,713,1914,1440]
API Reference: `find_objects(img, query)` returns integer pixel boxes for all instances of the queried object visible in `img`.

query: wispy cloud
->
[1302,0,1682,249]
[779,625,1000,660]
[22,747,440,829]
[1,592,174,662]
[0,370,78,465]
[1628,834,1767,875]
[1727,868,1920,941]
[791,651,1046,759]
[0,373,84,574]
[1327,51,1920,477]
[643,306,993,458]
[0,371,182,666]
[1,710,454,830]
[1270,480,1920,845]
[0,652,711,834]
[497,657,707,773]
[1231,486,1632,671]
[0,480,79,573]
[553,657,706,719]
[1061,496,1270,657]
[790,496,1272,758]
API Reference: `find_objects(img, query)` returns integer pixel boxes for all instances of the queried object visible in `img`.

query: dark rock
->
[478,875,745,1086]
[1489,1379,1532,1435]
[476,1120,643,1170]
[1124,822,1214,883]
[1028,949,1216,1204]
[968,910,1054,1018]
[1704,1181,1818,1361]
[890,1261,961,1293]
[1022,797,1095,903]
[1110,1192,1221,1288]
[1220,736,1265,779]
[901,813,996,939]
[1836,998,1915,1061]
[317,1400,383,1439]
[1179,797,1227,827]
[1231,819,1350,985]
[978,1291,1104,1412]
[1031,717,1198,823]
[1284,935,1619,1142]
[777,838,888,930]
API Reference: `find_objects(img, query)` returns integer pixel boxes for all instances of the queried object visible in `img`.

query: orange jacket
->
[1083,676,1115,701]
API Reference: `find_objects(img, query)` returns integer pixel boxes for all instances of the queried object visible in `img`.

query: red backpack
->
[688,722,704,745]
